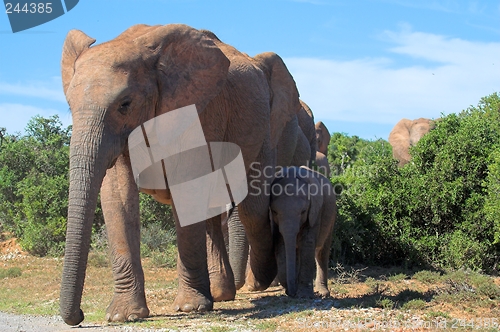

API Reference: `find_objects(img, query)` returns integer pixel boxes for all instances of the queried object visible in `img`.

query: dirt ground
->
[1,236,500,331]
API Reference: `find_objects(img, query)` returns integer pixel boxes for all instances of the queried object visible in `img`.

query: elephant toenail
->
[182,303,194,312]
[105,313,111,322]
[128,314,139,321]
[198,304,210,311]
[113,313,124,321]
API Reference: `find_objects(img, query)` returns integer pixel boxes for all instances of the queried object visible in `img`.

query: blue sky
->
[0,0,499,140]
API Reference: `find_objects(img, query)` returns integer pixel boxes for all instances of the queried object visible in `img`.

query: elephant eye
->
[118,100,131,115]
[301,210,306,215]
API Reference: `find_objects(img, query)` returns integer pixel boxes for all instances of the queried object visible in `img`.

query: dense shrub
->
[139,193,175,230]
[0,115,175,256]
[0,116,72,256]
[331,93,500,273]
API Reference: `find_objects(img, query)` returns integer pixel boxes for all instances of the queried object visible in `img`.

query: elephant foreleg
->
[100,154,149,322]
[296,231,316,299]
[172,205,213,312]
[206,215,236,301]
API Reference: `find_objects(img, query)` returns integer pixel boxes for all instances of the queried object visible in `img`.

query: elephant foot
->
[244,268,271,292]
[315,285,330,298]
[210,276,236,302]
[269,277,280,287]
[105,293,149,322]
[295,287,315,299]
[173,288,213,312]
[244,273,260,291]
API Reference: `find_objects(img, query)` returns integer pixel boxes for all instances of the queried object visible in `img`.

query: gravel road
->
[0,312,166,332]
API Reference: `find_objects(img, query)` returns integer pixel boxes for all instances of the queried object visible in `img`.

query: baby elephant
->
[270,166,336,298]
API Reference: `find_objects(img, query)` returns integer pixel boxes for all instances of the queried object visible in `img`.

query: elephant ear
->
[61,30,96,95]
[297,100,317,163]
[388,118,412,166]
[297,167,323,227]
[253,52,301,149]
[409,118,432,146]
[315,121,331,155]
[134,24,230,114]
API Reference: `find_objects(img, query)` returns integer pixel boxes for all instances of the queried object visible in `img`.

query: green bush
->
[412,270,442,284]
[330,92,500,272]
[0,116,72,256]
[139,193,175,230]
[0,116,176,257]
[141,220,177,268]
[141,221,176,252]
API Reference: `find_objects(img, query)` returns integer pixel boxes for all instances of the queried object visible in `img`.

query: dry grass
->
[1,250,500,331]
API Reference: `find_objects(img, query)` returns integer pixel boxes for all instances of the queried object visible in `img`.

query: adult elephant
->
[315,121,331,177]
[59,24,301,325]
[227,98,317,290]
[388,118,436,167]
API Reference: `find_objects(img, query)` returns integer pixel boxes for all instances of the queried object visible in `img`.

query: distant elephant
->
[270,166,336,298]
[315,121,331,177]
[59,24,302,325]
[388,118,436,167]
[227,98,318,290]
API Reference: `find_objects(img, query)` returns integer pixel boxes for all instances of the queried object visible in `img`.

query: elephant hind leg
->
[314,242,331,298]
[206,216,236,301]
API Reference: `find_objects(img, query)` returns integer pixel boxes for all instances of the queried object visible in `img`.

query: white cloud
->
[0,78,66,103]
[285,28,500,125]
[0,103,72,134]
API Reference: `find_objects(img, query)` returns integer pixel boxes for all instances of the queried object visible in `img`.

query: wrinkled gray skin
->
[388,118,436,167]
[59,24,302,326]
[227,100,318,290]
[315,121,331,177]
[270,166,336,298]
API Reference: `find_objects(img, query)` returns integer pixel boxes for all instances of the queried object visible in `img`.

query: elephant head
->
[270,167,322,297]
[315,121,330,155]
[59,24,229,325]
[388,118,436,167]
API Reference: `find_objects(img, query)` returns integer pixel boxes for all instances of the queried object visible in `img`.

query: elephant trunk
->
[60,110,116,325]
[227,206,249,290]
[283,232,297,297]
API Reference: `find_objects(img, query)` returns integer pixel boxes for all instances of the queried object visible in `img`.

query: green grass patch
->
[254,320,277,331]
[412,270,442,283]
[375,297,394,309]
[149,245,177,268]
[388,273,407,282]
[402,299,426,310]
[87,251,110,268]
[0,267,22,279]
[426,311,451,319]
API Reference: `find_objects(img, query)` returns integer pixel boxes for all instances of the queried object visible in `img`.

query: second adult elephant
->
[388,118,436,166]
[59,24,302,325]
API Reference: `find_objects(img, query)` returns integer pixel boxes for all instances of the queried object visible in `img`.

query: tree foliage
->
[0,116,72,255]
[331,93,500,273]
[0,115,175,256]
